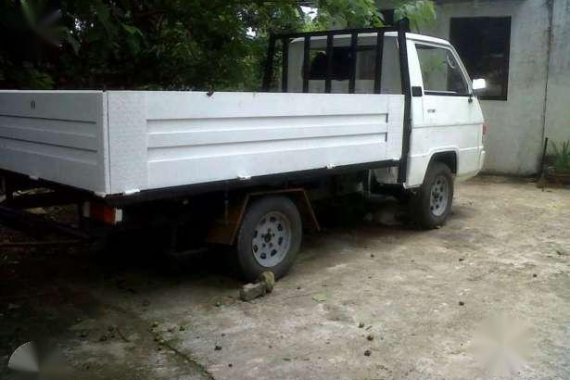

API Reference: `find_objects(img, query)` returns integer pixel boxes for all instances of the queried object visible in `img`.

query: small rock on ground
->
[239,282,267,302]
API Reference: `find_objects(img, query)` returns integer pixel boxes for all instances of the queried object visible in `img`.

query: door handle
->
[427,108,437,114]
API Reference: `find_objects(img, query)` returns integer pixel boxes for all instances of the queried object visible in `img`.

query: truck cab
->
[402,33,486,187]
[282,31,486,189]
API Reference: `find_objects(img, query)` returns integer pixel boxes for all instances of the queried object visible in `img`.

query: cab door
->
[410,41,484,182]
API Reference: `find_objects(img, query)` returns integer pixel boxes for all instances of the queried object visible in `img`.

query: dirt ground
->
[1,176,570,380]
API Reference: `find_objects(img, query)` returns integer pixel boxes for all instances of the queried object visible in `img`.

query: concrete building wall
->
[544,0,570,148]
[378,0,569,174]
[424,0,550,175]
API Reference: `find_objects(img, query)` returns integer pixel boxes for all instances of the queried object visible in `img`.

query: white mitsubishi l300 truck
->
[0,24,486,280]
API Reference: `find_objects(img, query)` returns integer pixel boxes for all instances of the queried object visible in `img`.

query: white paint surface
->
[0,91,108,193]
[0,91,405,195]
[405,36,485,187]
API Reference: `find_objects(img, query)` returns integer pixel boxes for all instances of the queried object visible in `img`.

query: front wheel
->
[411,162,454,229]
[236,196,302,281]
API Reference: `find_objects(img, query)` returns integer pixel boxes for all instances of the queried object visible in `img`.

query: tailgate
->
[0,91,108,194]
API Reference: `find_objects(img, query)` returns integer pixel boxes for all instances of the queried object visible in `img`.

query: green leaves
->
[91,0,117,37]
[551,141,570,172]
[394,0,436,32]
[20,0,36,27]
[0,0,436,90]
[309,0,384,30]
[18,0,78,48]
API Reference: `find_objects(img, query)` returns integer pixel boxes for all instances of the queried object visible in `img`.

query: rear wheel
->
[412,162,454,229]
[236,196,302,281]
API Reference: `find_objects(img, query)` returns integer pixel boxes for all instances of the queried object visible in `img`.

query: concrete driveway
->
[1,176,569,379]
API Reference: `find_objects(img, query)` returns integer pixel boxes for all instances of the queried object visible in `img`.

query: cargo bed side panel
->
[0,91,108,194]
[141,91,404,190]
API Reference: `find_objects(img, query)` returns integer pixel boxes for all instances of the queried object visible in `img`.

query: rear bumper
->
[479,150,486,171]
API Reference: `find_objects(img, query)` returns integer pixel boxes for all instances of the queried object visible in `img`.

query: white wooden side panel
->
[137,91,404,190]
[0,91,108,193]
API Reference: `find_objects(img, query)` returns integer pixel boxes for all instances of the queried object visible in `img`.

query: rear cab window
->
[286,35,402,94]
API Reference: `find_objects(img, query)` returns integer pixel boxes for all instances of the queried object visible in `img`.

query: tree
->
[0,0,435,90]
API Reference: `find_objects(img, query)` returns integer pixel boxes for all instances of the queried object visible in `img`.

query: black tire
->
[411,162,454,229]
[236,196,302,282]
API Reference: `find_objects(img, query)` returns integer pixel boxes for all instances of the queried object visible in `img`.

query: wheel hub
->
[430,175,449,217]
[251,211,291,267]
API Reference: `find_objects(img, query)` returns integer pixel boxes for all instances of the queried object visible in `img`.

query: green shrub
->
[552,140,570,172]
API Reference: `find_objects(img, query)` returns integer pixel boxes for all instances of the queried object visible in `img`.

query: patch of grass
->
[551,140,570,172]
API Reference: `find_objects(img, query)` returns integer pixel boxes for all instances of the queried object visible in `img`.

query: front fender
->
[405,147,460,188]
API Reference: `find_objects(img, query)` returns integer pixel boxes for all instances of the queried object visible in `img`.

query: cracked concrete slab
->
[1,176,569,379]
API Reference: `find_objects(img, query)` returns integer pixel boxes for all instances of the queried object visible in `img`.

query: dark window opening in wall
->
[450,17,511,101]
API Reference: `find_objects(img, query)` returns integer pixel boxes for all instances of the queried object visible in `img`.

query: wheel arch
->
[430,151,458,175]
[406,148,460,189]
[410,158,455,229]
[205,188,319,246]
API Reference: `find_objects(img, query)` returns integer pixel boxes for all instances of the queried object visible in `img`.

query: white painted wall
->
[379,0,569,175]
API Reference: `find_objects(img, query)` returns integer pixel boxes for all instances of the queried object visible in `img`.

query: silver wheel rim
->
[251,211,291,268]
[430,175,449,217]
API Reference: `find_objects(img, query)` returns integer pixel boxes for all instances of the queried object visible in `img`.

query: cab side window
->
[415,44,469,95]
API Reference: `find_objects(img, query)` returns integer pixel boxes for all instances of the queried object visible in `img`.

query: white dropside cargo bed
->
[0,91,404,196]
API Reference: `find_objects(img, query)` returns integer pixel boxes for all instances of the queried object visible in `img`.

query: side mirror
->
[472,78,487,93]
